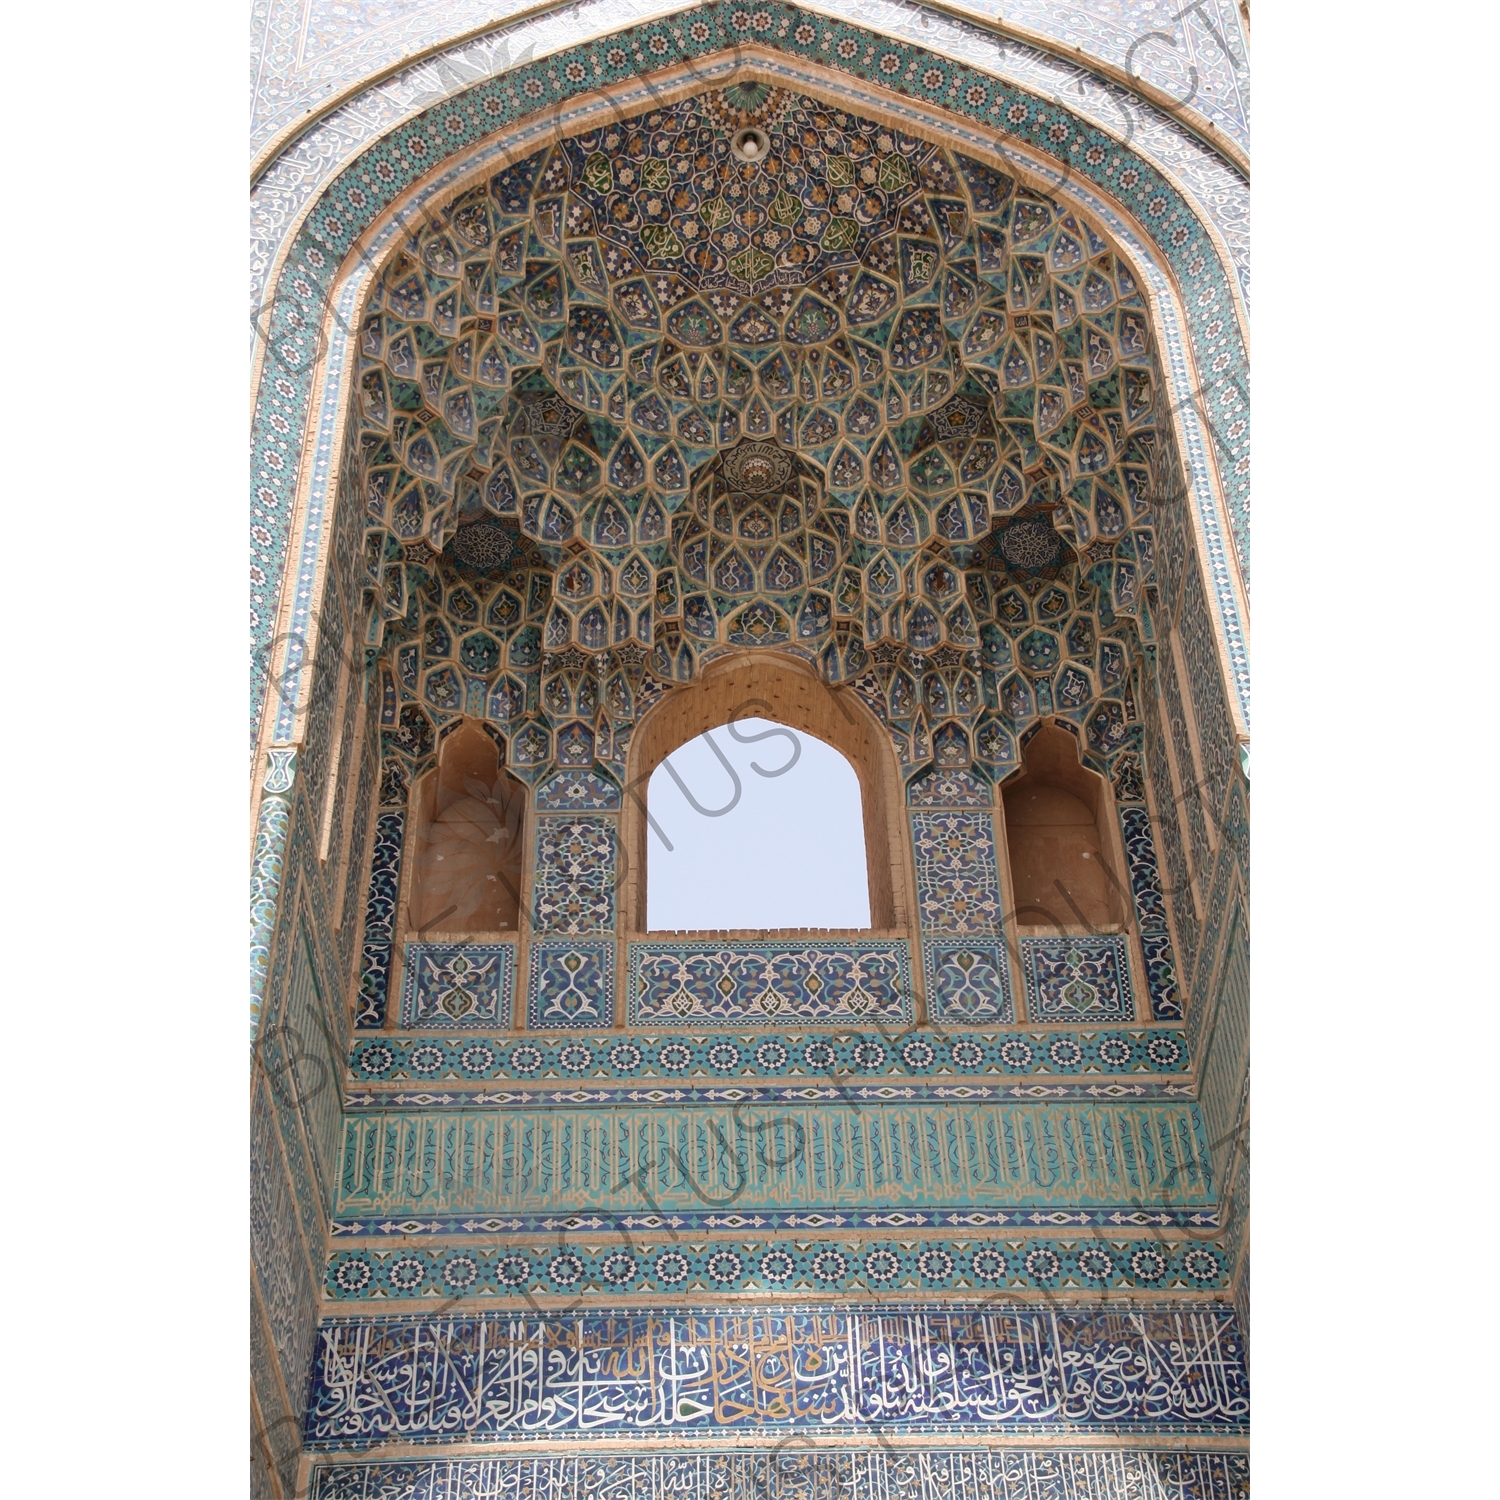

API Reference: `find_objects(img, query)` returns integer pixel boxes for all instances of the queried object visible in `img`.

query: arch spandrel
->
[250,0,1250,170]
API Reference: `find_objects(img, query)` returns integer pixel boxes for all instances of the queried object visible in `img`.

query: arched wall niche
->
[399,718,527,943]
[621,651,911,936]
[1001,718,1128,931]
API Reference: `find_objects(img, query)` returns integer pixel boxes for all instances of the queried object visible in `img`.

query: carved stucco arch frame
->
[251,22,1251,795]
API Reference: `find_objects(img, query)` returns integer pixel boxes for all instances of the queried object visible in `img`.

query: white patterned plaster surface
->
[249,0,1249,338]
[251,0,1248,159]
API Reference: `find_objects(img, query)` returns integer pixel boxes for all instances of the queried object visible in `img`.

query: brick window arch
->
[621,652,912,936]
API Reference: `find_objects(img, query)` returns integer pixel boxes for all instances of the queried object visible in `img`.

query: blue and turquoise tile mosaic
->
[250,1074,320,1409]
[1141,932,1182,1020]
[527,938,615,1029]
[354,946,393,1029]
[249,786,291,1045]
[533,815,617,934]
[535,768,622,810]
[346,1027,1188,1084]
[1119,805,1185,1020]
[910,811,1003,933]
[250,5,1253,751]
[324,1236,1229,1302]
[1020,934,1135,1020]
[1119,807,1169,930]
[333,1097,1213,1219]
[627,942,913,1026]
[922,939,1014,1022]
[307,1448,1250,1500]
[400,943,515,1028]
[303,1305,1248,1446]
[354,810,403,1029]
[906,768,994,808]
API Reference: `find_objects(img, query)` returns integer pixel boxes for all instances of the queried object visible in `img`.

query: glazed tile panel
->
[342,1028,1199,1111]
[532,815,617,934]
[250,1074,320,1418]
[1139,933,1182,1021]
[250,0,1252,156]
[251,8,1252,755]
[910,812,1004,934]
[347,1026,1189,1083]
[400,943,515,1027]
[1019,934,1135,1020]
[534,768,623,809]
[354,809,404,1029]
[306,1447,1251,1500]
[334,1099,1213,1216]
[303,1305,1248,1446]
[345,1032,1188,1080]
[325,1236,1230,1301]
[527,938,616,1028]
[922,940,1014,1023]
[628,942,913,1026]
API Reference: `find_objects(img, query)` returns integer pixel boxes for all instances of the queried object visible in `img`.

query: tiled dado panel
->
[628,942,912,1027]
[302,1305,1248,1447]
[306,1449,1251,1500]
[333,1099,1214,1220]
[1018,934,1135,1021]
[910,809,1015,1023]
[528,939,615,1030]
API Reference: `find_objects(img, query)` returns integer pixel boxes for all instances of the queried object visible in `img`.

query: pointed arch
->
[621,651,913,935]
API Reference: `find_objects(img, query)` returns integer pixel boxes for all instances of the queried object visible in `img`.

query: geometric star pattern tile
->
[352,81,1174,807]
[346,1026,1189,1082]
[324,1235,1230,1301]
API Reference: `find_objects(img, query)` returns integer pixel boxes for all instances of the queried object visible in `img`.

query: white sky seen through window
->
[646,718,871,932]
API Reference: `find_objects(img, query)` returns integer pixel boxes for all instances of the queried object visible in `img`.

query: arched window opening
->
[646,716,871,933]
[408,720,526,937]
[1003,721,1127,930]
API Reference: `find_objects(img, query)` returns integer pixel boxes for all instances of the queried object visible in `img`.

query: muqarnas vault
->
[250,17,1249,1497]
